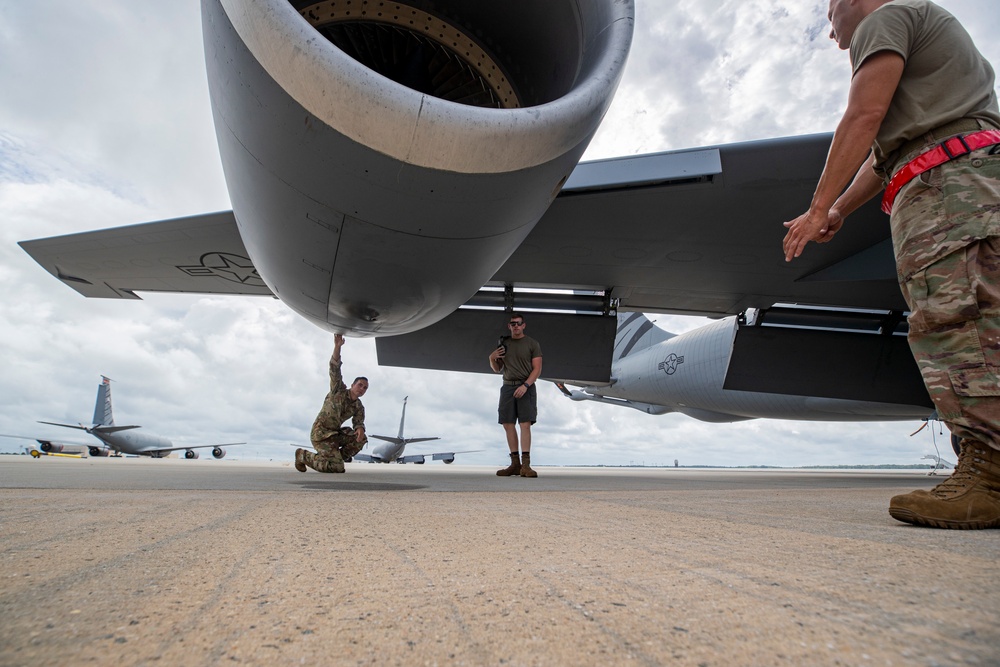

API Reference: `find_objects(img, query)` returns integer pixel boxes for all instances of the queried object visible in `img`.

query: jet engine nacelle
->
[203,0,634,336]
[185,449,201,459]
[39,442,64,453]
[89,447,110,457]
[212,447,227,459]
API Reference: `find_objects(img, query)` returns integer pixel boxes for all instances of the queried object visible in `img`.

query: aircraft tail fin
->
[397,396,408,440]
[92,376,114,426]
[613,313,674,363]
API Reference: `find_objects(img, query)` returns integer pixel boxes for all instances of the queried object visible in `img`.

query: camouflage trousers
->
[893,142,1000,452]
[305,427,367,473]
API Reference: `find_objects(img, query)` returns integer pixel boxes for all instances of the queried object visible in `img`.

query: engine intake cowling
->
[204,0,634,336]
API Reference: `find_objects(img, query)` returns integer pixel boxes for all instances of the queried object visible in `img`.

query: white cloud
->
[1,0,995,467]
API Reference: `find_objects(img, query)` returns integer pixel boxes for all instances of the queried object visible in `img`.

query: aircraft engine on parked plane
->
[212,447,227,459]
[184,449,201,459]
[39,442,64,453]
[89,447,110,457]
[202,0,633,336]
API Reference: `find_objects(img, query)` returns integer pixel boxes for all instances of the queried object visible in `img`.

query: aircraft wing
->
[495,133,901,316]
[19,136,894,312]
[0,433,93,448]
[405,449,484,463]
[146,442,247,455]
[376,133,903,381]
[18,212,273,299]
[368,435,440,444]
[0,433,97,455]
[353,449,480,464]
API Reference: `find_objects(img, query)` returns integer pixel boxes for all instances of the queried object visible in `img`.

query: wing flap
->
[376,309,617,383]
[19,211,274,299]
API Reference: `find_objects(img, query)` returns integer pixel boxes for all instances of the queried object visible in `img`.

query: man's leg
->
[890,237,1000,528]
[302,439,346,473]
[336,427,366,463]
[497,423,521,476]
[518,422,538,478]
[497,385,521,476]
[517,386,539,477]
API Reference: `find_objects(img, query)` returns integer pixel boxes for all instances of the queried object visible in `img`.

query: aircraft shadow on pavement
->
[288,480,427,492]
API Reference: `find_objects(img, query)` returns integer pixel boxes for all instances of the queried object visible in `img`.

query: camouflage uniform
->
[304,353,367,473]
[891,128,1000,452]
[848,2,1000,455]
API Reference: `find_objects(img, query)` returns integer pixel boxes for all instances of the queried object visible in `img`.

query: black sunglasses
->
[508,321,524,327]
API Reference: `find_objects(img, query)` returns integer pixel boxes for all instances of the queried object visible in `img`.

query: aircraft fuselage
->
[594,318,930,423]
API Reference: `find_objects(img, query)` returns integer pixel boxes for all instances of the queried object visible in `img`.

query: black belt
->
[504,379,528,386]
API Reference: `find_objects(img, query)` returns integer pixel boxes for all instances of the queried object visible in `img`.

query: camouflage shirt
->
[311,353,365,441]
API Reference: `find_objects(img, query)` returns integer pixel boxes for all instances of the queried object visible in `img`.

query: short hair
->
[353,377,369,385]
[508,312,526,323]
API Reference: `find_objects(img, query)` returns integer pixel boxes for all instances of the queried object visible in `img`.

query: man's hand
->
[334,333,345,348]
[513,384,528,399]
[782,207,843,261]
[355,426,365,443]
[489,345,506,368]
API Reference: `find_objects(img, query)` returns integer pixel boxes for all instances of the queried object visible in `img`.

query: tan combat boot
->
[889,441,1000,529]
[496,452,521,477]
[519,451,538,478]
[294,448,307,473]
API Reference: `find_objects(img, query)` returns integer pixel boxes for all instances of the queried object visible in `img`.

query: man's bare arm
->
[783,50,905,261]
[514,357,543,399]
[330,333,345,390]
[526,357,542,386]
[488,346,505,373]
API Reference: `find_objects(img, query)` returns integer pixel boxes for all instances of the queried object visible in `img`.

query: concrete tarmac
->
[1,456,998,666]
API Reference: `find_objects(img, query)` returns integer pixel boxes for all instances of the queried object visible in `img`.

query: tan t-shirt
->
[850,0,1000,175]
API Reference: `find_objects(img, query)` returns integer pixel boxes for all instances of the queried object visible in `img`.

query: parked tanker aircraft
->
[18,1,932,425]
[352,396,477,464]
[31,377,244,459]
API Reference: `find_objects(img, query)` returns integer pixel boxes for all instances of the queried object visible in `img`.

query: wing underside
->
[493,133,902,316]
[19,211,274,299]
[19,135,908,394]
[19,135,898,312]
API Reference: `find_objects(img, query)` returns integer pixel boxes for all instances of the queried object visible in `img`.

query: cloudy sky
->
[1,1,997,467]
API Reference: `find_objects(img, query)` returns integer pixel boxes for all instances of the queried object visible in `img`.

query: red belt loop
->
[881,129,1000,215]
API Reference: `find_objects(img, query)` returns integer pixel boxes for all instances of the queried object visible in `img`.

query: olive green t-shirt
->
[850,0,1000,174]
[501,335,542,383]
